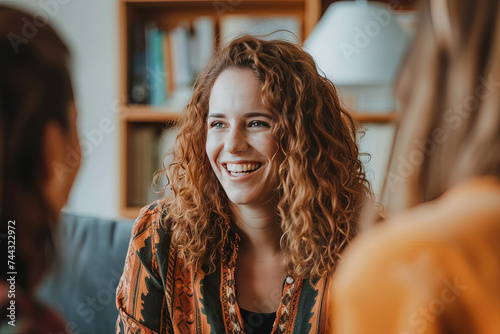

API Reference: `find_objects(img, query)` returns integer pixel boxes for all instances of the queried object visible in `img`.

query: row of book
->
[128,15,301,107]
[128,17,215,107]
[128,125,180,206]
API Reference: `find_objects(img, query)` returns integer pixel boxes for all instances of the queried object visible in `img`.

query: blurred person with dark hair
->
[116,35,372,333]
[0,5,80,332]
[331,0,500,333]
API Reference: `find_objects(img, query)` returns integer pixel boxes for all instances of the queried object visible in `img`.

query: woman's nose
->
[225,126,249,154]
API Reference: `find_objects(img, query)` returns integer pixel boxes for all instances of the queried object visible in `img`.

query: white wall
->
[3,0,120,218]
[359,123,395,199]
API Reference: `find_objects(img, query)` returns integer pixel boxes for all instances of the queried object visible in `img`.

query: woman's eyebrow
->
[207,113,225,119]
[207,112,273,119]
[244,112,274,119]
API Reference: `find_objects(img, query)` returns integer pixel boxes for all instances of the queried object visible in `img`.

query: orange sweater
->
[332,177,500,334]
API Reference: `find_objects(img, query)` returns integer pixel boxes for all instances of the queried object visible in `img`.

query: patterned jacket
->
[115,201,332,334]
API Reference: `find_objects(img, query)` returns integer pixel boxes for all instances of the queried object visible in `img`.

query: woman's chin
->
[227,196,255,206]
[226,191,261,207]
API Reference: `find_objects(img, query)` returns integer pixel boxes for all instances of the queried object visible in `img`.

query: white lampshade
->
[305,1,409,85]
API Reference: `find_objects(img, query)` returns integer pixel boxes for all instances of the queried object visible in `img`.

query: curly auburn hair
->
[159,35,372,279]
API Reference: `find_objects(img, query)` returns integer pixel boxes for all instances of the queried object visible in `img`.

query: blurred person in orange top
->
[0,5,81,333]
[331,0,500,333]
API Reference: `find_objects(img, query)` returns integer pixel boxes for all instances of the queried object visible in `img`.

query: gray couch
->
[37,213,134,334]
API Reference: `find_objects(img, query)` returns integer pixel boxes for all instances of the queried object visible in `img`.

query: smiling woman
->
[116,35,372,334]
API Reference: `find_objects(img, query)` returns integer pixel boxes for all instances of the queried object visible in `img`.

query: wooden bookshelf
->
[121,106,182,122]
[356,113,399,124]
[118,0,400,218]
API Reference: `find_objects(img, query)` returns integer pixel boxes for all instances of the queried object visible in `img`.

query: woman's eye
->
[210,121,226,128]
[248,120,270,128]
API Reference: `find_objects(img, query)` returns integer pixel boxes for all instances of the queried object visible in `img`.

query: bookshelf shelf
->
[356,113,399,124]
[121,106,182,122]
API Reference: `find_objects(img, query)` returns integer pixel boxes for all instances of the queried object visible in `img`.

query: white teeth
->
[226,163,261,173]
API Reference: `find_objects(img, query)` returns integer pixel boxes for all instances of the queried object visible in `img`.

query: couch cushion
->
[37,213,134,334]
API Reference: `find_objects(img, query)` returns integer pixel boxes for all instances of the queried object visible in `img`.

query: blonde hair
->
[381,0,500,212]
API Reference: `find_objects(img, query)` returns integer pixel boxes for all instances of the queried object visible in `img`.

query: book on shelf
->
[146,23,167,107]
[162,29,174,98]
[128,22,168,106]
[128,22,149,104]
[129,126,161,206]
[170,22,192,91]
[192,16,215,75]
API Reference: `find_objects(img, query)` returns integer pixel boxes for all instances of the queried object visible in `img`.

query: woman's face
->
[63,102,81,200]
[206,68,283,206]
[44,101,81,212]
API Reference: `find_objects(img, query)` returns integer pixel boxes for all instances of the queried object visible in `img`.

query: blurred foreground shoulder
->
[332,177,500,334]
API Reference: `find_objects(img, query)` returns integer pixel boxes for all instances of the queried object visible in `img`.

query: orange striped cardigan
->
[115,201,332,334]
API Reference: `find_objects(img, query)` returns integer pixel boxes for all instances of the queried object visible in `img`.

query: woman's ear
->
[42,122,74,212]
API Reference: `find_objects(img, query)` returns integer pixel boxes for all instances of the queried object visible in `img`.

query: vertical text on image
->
[6,220,17,326]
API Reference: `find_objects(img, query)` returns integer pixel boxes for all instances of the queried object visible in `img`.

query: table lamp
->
[304,0,412,111]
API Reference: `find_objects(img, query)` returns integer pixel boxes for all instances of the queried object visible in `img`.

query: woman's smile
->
[220,162,265,185]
